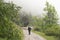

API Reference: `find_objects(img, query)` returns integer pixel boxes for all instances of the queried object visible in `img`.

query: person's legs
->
[29,30,30,35]
[28,30,29,35]
[29,30,31,35]
[28,30,31,35]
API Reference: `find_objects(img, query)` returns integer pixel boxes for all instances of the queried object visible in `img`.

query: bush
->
[34,26,41,31]
[44,26,60,37]
[0,19,23,40]
[0,0,23,40]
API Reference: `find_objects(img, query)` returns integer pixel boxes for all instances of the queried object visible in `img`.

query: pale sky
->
[4,0,60,18]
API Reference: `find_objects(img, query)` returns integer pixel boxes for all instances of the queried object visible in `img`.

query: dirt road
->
[22,27,46,40]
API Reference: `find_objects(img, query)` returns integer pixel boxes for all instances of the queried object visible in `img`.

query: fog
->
[4,0,60,18]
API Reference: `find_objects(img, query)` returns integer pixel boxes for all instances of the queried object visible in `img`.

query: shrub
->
[0,19,23,40]
[44,26,60,37]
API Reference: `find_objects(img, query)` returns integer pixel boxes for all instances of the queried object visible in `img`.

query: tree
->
[0,0,23,40]
[20,12,32,27]
[43,2,58,28]
[30,16,43,31]
[41,2,60,37]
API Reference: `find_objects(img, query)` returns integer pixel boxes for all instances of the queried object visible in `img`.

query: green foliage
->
[31,16,44,31]
[44,26,60,36]
[42,2,59,37]
[0,18,23,40]
[19,13,32,27]
[0,0,23,40]
[43,2,58,28]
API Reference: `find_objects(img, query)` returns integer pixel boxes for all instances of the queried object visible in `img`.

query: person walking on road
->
[28,26,32,35]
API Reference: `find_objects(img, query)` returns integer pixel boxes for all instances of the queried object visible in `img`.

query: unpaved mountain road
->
[22,27,46,40]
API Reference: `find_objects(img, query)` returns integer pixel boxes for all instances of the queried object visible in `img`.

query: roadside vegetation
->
[33,31,58,40]
[31,2,60,40]
[0,0,23,40]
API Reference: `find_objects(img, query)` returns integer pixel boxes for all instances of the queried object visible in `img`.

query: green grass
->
[33,31,57,40]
